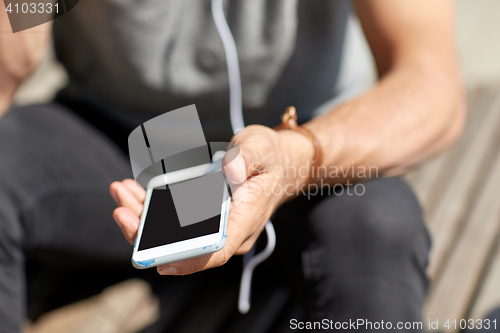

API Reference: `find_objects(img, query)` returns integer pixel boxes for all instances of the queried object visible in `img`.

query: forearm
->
[284,62,465,186]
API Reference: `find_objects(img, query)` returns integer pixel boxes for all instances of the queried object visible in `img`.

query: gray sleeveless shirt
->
[53,0,374,139]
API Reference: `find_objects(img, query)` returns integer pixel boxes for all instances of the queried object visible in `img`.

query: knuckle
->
[233,125,273,144]
[244,124,272,134]
[241,149,256,170]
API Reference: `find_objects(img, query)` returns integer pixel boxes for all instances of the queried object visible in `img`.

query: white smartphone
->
[131,152,230,269]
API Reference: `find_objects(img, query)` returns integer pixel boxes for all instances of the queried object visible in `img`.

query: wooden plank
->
[426,92,500,280]
[468,237,500,321]
[404,168,422,188]
[407,153,449,210]
[405,87,491,227]
[424,86,500,220]
[27,279,158,333]
[404,87,480,201]
[424,145,500,332]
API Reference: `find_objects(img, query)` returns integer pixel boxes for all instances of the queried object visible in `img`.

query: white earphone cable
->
[211,0,244,134]
[211,0,277,314]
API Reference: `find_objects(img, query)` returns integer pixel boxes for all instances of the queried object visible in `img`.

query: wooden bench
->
[406,84,500,332]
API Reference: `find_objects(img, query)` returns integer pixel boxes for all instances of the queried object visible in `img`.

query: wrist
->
[277,129,315,194]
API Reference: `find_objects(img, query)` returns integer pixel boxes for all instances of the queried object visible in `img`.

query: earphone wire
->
[211,0,277,314]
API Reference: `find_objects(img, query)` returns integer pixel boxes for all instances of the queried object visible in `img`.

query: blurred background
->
[18,1,500,332]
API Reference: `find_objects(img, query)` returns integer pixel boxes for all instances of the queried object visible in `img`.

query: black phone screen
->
[138,174,224,251]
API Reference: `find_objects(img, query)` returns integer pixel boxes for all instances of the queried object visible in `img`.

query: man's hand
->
[110,125,314,275]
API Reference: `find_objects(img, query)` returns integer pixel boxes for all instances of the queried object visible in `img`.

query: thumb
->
[222,146,260,184]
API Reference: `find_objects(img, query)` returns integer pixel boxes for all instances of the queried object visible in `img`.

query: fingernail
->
[224,156,246,184]
[159,266,178,275]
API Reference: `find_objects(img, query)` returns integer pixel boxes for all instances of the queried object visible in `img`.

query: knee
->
[302,178,430,322]
[306,177,430,266]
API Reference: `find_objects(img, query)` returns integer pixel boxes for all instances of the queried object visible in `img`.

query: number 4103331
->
[444,319,496,330]
[5,2,59,14]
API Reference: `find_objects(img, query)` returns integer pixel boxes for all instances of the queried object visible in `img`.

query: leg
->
[301,177,430,331]
[0,103,247,333]
[0,103,134,331]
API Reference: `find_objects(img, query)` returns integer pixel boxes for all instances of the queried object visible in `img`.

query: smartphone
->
[131,156,230,269]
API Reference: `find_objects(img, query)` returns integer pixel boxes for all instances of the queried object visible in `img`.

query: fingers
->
[155,206,266,275]
[109,180,144,246]
[234,232,261,255]
[157,254,212,276]
[157,212,247,275]
[223,125,279,185]
[222,147,247,184]
[109,181,144,216]
[112,207,140,245]
[223,146,262,184]
[157,240,237,276]
[122,179,146,203]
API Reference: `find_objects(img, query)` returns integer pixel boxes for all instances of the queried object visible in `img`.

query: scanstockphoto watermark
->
[249,161,379,199]
[258,178,368,199]
[261,161,380,181]
[290,318,423,330]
